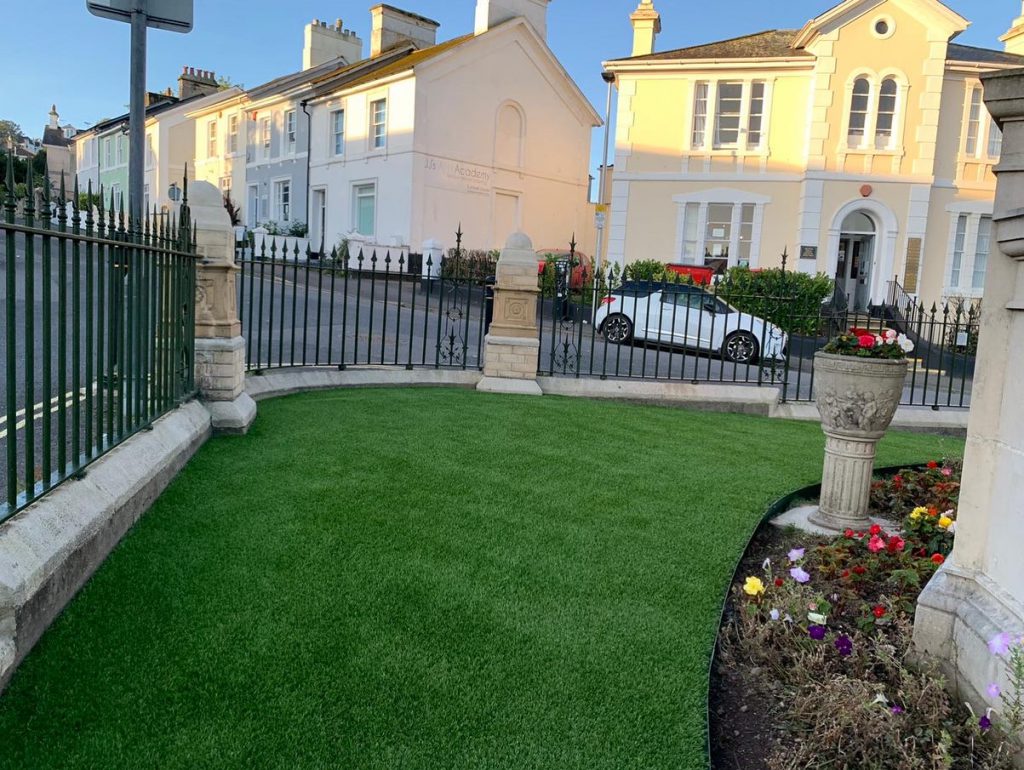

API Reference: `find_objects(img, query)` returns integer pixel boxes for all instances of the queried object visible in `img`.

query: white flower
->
[873,693,889,706]
[770,609,781,621]
[808,612,828,625]
[762,557,772,571]
[884,329,898,341]
[875,335,884,346]
[897,334,914,353]
[783,614,794,624]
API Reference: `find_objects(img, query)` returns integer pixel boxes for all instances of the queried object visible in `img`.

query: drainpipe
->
[301,99,313,251]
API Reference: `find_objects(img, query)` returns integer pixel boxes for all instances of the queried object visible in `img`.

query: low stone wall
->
[0,402,212,693]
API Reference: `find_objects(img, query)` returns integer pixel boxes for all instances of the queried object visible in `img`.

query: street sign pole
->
[128,0,147,225]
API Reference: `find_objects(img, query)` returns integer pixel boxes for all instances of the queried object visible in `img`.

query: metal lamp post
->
[595,71,616,278]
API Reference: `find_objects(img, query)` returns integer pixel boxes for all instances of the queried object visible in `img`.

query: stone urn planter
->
[809,352,909,532]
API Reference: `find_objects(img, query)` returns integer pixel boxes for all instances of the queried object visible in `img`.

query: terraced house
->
[603,0,1024,309]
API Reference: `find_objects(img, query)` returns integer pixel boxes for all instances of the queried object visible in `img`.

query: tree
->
[216,75,242,91]
[0,120,23,148]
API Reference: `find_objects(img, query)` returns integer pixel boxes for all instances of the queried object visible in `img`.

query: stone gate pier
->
[914,68,1024,736]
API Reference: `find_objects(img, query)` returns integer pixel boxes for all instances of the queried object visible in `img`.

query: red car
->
[537,249,594,291]
[664,263,715,285]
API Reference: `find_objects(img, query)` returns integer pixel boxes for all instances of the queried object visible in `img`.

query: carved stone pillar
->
[189,181,256,434]
[808,352,907,532]
[914,68,1024,740]
[477,232,543,396]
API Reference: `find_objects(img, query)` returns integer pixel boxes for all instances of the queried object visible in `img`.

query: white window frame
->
[840,70,908,154]
[961,82,1001,161]
[671,188,772,269]
[370,98,388,150]
[247,183,260,225]
[228,115,239,155]
[260,116,271,161]
[944,203,995,298]
[352,181,377,237]
[689,80,771,154]
[207,119,218,159]
[272,177,291,223]
[332,109,346,156]
[285,109,297,155]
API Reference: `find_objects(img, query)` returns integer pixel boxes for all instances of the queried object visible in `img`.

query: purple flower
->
[980,715,992,732]
[788,548,806,562]
[891,706,904,715]
[808,625,827,641]
[989,632,1013,657]
[988,683,1002,699]
[790,567,811,584]
[834,635,854,657]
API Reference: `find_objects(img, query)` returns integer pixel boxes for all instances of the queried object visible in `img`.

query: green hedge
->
[717,267,834,336]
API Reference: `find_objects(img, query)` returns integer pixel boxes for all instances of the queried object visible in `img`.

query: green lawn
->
[0,389,962,770]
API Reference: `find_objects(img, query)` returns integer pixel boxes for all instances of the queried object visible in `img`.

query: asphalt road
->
[2,237,975,512]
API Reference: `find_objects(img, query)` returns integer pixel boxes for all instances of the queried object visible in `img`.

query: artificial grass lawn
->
[0,389,962,769]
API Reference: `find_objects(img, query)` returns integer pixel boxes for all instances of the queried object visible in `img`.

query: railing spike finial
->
[781,246,788,274]
[182,165,188,205]
[569,232,577,258]
[58,171,66,207]
[24,160,35,218]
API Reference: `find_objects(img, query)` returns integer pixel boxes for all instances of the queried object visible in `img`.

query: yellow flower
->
[939,516,954,529]
[743,576,765,597]
[911,506,929,521]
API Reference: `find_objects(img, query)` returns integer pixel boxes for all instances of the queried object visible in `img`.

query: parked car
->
[537,249,593,291]
[664,263,715,285]
[594,282,787,364]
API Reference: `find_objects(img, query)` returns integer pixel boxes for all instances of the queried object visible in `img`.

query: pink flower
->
[989,632,1014,657]
[868,535,886,553]
[941,467,953,477]
[790,567,811,584]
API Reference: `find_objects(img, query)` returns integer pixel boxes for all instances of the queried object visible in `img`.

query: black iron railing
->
[236,229,490,372]
[1,159,198,520]
[538,261,978,410]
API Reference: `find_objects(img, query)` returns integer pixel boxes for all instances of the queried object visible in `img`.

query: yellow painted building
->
[603,0,1024,310]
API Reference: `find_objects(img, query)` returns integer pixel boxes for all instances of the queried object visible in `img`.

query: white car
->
[594,282,788,364]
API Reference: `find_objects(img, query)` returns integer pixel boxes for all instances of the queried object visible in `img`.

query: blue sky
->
[0,0,1017,174]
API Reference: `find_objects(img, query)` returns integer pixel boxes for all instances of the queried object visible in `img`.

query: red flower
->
[841,569,851,579]
[869,524,882,536]
[927,461,939,469]
[928,508,939,518]
[858,334,878,348]
[893,475,904,489]
[844,529,855,539]
[774,578,784,587]
[931,553,946,565]
[916,548,927,557]
[887,536,906,554]
[853,565,867,575]
[873,605,887,618]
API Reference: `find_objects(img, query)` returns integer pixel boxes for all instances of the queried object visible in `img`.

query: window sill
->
[685,148,768,158]
[840,146,903,156]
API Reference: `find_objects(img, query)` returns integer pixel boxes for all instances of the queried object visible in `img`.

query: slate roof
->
[311,34,475,95]
[611,29,1024,68]
[612,30,811,62]
[947,43,1024,66]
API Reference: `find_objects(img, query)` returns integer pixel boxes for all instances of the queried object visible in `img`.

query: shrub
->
[442,249,498,281]
[823,327,914,359]
[286,220,308,238]
[623,259,669,281]
[717,266,834,336]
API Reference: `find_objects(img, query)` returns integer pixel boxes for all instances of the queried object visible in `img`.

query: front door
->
[854,237,874,311]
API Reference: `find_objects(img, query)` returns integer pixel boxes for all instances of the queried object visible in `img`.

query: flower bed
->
[711,461,1024,769]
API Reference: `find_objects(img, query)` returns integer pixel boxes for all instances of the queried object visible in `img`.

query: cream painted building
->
[306,1,599,256]
[604,0,1024,310]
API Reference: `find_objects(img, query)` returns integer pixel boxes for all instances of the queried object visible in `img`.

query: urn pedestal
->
[808,352,908,532]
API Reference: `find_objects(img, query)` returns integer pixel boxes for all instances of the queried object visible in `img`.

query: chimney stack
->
[48,104,59,129]
[370,5,440,57]
[178,66,219,99]
[1000,1,1024,56]
[630,0,660,57]
[303,17,364,69]
[474,0,550,39]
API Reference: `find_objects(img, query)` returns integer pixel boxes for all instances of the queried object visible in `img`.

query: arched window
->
[848,78,871,149]
[875,78,897,148]
[495,103,524,169]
